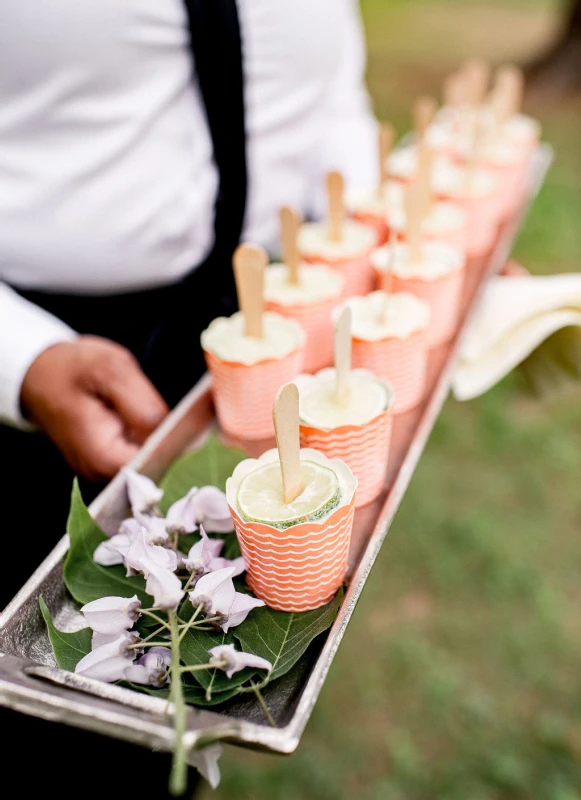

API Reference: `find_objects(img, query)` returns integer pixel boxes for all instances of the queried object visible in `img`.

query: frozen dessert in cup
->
[226,384,357,612]
[371,240,465,348]
[201,244,306,440]
[387,145,501,257]
[387,196,467,253]
[295,367,393,508]
[344,290,430,414]
[294,307,394,508]
[345,123,398,245]
[346,184,399,246]
[298,171,378,297]
[264,207,343,373]
[265,263,343,373]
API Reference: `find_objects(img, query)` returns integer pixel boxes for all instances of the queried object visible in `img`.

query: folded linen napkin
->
[452,273,581,401]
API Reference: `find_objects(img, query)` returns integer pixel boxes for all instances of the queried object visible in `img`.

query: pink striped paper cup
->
[226,449,357,611]
[204,347,305,440]
[294,370,394,508]
[297,221,378,298]
[371,243,466,348]
[351,328,428,414]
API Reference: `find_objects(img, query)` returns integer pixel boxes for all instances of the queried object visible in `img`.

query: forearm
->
[0,282,77,427]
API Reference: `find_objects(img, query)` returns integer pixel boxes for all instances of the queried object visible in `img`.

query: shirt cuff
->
[0,283,78,429]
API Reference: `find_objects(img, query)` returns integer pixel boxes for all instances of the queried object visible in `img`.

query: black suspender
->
[183,0,247,304]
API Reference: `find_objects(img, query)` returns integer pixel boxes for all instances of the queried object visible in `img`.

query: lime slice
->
[237,460,341,529]
[300,377,388,429]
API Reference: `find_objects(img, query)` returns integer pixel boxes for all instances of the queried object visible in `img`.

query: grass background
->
[202,2,581,797]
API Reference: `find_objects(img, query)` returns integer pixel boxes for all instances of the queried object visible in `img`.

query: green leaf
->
[39,596,92,672]
[233,589,343,682]
[180,625,259,695]
[63,479,149,605]
[159,433,247,510]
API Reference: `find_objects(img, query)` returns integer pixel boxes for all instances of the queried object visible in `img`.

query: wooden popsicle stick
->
[382,227,397,296]
[334,306,352,405]
[495,64,524,119]
[273,383,303,505]
[405,182,423,264]
[378,122,396,193]
[463,58,491,106]
[379,231,397,325]
[413,95,437,141]
[417,140,433,217]
[232,243,268,338]
[326,171,345,243]
[443,72,464,108]
[279,206,301,285]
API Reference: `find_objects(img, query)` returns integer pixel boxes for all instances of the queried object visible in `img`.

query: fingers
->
[91,347,169,441]
[20,336,170,481]
[59,395,141,480]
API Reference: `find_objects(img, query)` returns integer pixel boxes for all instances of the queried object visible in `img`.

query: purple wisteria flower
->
[75,631,142,682]
[189,568,265,632]
[125,533,184,610]
[208,644,272,679]
[123,467,164,516]
[183,527,245,579]
[189,486,234,533]
[80,595,141,634]
[125,647,173,688]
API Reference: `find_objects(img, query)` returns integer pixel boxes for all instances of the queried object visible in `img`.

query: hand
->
[21,336,169,480]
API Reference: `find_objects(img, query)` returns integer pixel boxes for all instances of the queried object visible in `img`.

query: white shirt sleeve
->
[0,283,78,428]
[309,0,379,218]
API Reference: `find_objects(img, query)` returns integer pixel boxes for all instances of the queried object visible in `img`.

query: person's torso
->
[0,0,346,293]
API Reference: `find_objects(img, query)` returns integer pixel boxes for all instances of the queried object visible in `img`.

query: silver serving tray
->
[0,145,553,757]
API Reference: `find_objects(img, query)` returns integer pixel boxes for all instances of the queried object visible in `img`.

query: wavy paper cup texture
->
[351,210,389,246]
[465,151,530,220]
[226,448,357,611]
[297,220,378,298]
[294,370,394,508]
[390,208,467,255]
[352,328,428,414]
[263,263,343,374]
[387,147,501,257]
[265,297,337,373]
[371,243,466,348]
[204,348,305,439]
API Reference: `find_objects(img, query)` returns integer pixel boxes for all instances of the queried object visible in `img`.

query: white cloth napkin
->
[452,274,581,401]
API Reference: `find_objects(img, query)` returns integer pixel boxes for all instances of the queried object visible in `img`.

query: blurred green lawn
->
[203,2,581,798]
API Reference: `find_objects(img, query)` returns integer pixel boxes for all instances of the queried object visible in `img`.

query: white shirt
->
[0,0,377,425]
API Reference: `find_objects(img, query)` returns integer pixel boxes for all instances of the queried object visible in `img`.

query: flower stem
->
[179,663,213,674]
[128,641,172,649]
[140,626,168,645]
[169,610,188,796]
[140,609,171,630]
[177,604,203,644]
[250,680,277,728]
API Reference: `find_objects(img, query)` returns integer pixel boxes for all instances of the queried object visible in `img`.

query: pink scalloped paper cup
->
[265,295,339,374]
[371,243,466,348]
[297,221,378,298]
[301,251,374,298]
[226,448,357,612]
[204,347,305,440]
[392,270,463,348]
[351,210,389,246]
[388,201,467,254]
[294,370,394,508]
[351,328,428,414]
